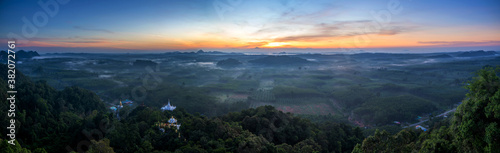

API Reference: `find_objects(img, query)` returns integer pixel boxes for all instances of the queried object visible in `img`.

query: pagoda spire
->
[161,99,176,111]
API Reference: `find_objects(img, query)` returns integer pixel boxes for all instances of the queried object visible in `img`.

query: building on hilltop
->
[117,100,123,109]
[168,116,177,125]
[415,125,427,131]
[161,99,176,111]
[122,99,134,105]
[155,116,182,137]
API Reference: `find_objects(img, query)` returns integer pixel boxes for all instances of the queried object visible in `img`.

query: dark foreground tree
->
[452,67,500,152]
[353,67,500,153]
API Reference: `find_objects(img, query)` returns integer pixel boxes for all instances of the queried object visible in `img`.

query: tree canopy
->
[353,67,500,152]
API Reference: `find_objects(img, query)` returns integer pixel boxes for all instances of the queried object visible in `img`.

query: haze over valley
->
[1,0,499,152]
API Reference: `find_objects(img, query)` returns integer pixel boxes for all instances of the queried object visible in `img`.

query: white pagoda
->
[161,99,176,111]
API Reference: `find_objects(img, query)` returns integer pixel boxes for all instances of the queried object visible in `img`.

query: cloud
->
[74,26,114,34]
[242,41,269,48]
[30,37,110,43]
[268,21,416,42]
[276,3,342,25]
[254,26,291,35]
[274,34,339,42]
[378,27,405,36]
[65,40,108,43]
[5,37,113,48]
[268,20,370,42]
[418,40,500,46]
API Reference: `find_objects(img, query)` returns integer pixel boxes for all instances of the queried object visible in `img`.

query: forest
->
[0,51,499,152]
[2,0,500,151]
[353,67,500,152]
[0,64,365,152]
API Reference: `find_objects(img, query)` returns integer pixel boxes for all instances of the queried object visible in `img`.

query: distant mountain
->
[133,60,157,67]
[217,58,242,68]
[350,53,421,59]
[456,50,497,57]
[196,50,235,55]
[428,54,452,58]
[165,50,244,55]
[0,50,40,60]
[249,56,311,65]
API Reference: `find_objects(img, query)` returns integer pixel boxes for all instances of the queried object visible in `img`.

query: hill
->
[353,67,500,152]
[456,50,497,57]
[249,56,311,66]
[0,64,107,153]
[0,64,363,153]
[427,54,452,58]
[0,50,40,62]
[132,59,157,67]
[216,58,242,68]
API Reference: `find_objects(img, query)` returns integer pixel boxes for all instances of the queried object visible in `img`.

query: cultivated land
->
[15,50,500,127]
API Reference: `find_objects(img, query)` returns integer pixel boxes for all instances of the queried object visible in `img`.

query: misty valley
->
[2,0,500,152]
[15,50,500,126]
[1,50,499,152]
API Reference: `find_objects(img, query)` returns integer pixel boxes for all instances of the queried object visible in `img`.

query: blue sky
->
[1,0,499,53]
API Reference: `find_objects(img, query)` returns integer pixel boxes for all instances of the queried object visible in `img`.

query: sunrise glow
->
[0,0,499,52]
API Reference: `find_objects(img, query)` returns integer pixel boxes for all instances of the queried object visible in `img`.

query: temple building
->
[167,116,181,137]
[161,100,176,111]
[174,124,181,130]
[122,99,134,106]
[110,101,123,120]
[155,116,181,137]
[168,116,177,125]
[117,101,123,108]
[415,125,427,131]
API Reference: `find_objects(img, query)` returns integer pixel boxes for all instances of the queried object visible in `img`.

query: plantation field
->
[14,51,500,127]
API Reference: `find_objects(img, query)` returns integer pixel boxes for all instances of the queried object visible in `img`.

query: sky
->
[1,0,499,53]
